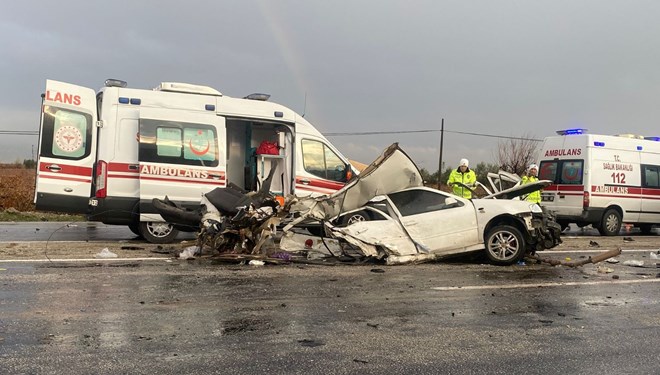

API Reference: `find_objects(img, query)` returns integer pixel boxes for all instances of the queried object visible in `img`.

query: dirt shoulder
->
[0,240,191,260]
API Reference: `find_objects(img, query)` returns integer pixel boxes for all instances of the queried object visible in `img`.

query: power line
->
[0,128,543,143]
[323,129,543,142]
[0,130,39,135]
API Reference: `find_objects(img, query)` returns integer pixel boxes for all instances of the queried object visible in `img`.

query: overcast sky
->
[2,1,660,171]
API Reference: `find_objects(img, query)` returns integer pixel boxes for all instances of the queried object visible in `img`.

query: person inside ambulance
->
[521,163,542,204]
[447,158,477,199]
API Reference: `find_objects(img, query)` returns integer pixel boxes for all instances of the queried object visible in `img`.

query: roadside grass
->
[0,210,85,222]
[0,164,85,222]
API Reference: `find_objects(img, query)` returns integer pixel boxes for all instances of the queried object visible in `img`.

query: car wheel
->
[341,211,370,226]
[485,225,526,265]
[138,221,179,244]
[597,209,622,236]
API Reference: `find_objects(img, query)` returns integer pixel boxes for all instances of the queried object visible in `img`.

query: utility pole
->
[438,118,444,185]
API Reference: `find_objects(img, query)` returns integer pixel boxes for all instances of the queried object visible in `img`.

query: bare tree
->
[495,133,540,176]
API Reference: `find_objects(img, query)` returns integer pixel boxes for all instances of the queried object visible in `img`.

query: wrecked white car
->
[288,143,562,265]
[153,143,561,265]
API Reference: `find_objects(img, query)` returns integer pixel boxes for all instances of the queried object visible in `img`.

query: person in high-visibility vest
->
[447,158,477,199]
[521,163,541,204]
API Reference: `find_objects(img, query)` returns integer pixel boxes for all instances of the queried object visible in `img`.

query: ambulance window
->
[643,165,659,188]
[301,139,347,182]
[156,128,182,157]
[40,106,92,160]
[539,161,558,181]
[140,119,218,167]
[559,160,583,184]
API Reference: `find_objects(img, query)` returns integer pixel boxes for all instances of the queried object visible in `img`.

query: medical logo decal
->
[184,128,215,161]
[188,129,211,156]
[54,125,83,153]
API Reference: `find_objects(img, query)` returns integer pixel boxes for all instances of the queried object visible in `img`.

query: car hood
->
[288,143,423,222]
[482,180,551,199]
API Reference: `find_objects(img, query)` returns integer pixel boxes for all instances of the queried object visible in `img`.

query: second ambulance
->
[537,128,660,235]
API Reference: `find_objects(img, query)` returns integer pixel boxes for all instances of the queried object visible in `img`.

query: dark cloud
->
[2,1,660,169]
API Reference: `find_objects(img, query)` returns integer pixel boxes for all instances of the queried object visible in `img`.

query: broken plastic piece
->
[179,246,200,260]
[622,260,644,267]
[94,248,118,258]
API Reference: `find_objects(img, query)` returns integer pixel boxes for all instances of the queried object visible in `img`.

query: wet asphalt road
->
[0,222,194,242]
[1,254,659,374]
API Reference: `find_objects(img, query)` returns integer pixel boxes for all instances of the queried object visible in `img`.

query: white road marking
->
[0,257,170,263]
[543,249,656,254]
[431,278,660,291]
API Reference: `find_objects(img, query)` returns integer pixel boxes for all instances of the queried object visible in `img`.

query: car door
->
[34,80,98,213]
[388,188,479,253]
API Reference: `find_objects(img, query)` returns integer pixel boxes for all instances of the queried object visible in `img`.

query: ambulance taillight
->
[95,160,108,198]
[583,191,590,209]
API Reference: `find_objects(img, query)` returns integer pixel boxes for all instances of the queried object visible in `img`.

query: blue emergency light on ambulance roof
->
[637,146,643,151]
[645,136,660,141]
[205,104,215,111]
[274,111,283,118]
[556,128,588,135]
[593,141,605,147]
[129,98,141,105]
[118,97,129,104]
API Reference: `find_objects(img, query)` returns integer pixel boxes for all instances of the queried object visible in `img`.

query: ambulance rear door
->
[537,135,586,217]
[35,80,98,213]
[137,108,226,221]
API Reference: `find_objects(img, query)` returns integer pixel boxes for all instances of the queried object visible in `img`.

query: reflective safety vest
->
[521,175,541,204]
[448,168,477,199]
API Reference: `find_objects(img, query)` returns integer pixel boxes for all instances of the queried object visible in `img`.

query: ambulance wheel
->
[128,222,141,237]
[484,225,526,265]
[138,222,179,244]
[598,209,622,236]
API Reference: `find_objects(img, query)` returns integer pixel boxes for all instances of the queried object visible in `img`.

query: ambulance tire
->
[598,209,622,236]
[138,221,179,244]
[128,222,142,237]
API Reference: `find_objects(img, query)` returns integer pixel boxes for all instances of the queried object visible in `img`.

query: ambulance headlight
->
[530,204,543,213]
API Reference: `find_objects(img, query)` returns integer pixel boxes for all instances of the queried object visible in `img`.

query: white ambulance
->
[537,128,660,235]
[35,79,355,243]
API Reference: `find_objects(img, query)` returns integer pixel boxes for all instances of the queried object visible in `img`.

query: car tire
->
[340,211,370,226]
[597,209,622,236]
[138,221,179,244]
[485,225,526,265]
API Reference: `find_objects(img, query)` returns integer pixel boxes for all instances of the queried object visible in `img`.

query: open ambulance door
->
[137,108,226,242]
[34,80,98,214]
